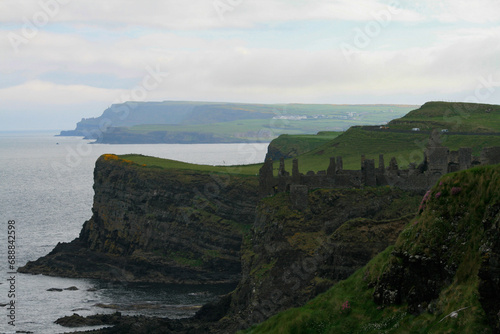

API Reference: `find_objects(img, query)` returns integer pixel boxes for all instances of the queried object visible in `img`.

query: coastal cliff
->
[216,187,420,332]
[20,153,423,333]
[28,151,500,333]
[246,164,500,333]
[19,154,260,284]
[50,182,421,334]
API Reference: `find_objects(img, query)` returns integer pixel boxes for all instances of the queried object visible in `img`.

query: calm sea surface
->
[0,131,268,334]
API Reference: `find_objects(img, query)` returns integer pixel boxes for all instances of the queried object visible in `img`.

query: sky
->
[1,0,500,131]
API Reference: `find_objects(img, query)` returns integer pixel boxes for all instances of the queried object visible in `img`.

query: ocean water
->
[0,131,268,334]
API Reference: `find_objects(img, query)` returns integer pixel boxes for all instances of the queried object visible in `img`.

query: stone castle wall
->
[259,132,500,200]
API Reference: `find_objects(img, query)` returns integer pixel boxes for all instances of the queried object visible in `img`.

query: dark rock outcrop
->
[56,312,191,333]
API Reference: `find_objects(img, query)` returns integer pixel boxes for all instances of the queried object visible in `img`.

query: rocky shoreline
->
[55,294,235,333]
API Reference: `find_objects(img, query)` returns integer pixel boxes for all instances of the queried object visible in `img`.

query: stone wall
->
[259,133,500,195]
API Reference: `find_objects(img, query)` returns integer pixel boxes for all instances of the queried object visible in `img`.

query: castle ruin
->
[259,131,500,199]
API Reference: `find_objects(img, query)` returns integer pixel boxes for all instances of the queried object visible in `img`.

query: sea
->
[0,131,268,334]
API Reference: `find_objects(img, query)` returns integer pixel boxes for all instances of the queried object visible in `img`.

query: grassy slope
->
[266,132,341,158]
[388,101,500,132]
[115,154,262,176]
[277,127,429,171]
[244,164,500,333]
[272,102,500,172]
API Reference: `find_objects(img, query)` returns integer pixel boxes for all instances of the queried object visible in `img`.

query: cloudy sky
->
[1,0,500,130]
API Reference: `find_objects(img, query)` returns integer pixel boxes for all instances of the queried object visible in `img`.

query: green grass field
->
[388,101,500,132]
[266,132,341,158]
[273,128,500,172]
[118,154,262,176]
[269,102,500,173]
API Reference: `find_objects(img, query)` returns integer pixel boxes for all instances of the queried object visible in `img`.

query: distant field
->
[124,106,417,139]
[85,103,418,144]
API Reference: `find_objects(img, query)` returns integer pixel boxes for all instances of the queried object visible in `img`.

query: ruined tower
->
[362,159,376,187]
[259,158,275,195]
[379,154,385,172]
[292,158,300,182]
[327,157,336,177]
[336,156,343,172]
[278,157,288,177]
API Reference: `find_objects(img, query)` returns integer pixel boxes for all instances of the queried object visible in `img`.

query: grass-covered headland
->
[112,153,262,176]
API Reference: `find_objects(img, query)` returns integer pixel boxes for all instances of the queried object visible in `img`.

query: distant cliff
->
[264,132,340,161]
[19,155,260,284]
[59,101,275,138]
[59,101,417,144]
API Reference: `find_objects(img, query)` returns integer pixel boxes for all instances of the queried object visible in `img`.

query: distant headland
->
[58,101,417,144]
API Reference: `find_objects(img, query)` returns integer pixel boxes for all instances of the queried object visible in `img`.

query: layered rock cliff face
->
[215,187,421,332]
[19,155,260,284]
[20,154,428,333]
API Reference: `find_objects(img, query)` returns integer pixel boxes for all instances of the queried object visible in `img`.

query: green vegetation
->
[127,119,338,138]
[242,248,400,334]
[120,103,412,142]
[389,101,500,132]
[274,127,428,171]
[266,132,340,159]
[243,164,500,333]
[115,154,262,176]
[270,102,500,172]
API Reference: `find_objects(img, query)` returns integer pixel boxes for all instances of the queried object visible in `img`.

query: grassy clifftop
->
[389,101,500,132]
[243,164,500,333]
[265,132,341,160]
[268,102,500,172]
[114,154,262,176]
